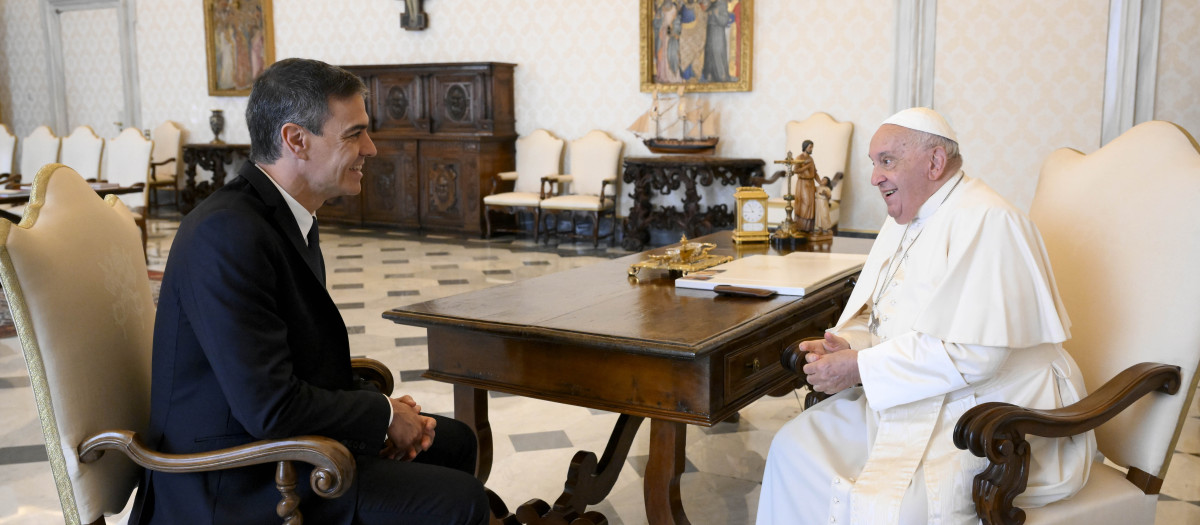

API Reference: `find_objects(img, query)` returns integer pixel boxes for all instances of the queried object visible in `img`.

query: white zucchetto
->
[881,107,958,143]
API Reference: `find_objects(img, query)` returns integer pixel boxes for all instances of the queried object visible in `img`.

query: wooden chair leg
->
[533,207,541,241]
[484,206,494,239]
[592,211,600,248]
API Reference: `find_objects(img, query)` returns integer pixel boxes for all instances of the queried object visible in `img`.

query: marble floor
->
[0,216,1197,524]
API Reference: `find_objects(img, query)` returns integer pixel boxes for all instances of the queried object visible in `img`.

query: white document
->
[674,252,868,296]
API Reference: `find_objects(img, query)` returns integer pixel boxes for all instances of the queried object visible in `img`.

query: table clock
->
[733,186,770,244]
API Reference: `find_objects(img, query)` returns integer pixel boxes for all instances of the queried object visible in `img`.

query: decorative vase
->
[209,109,225,144]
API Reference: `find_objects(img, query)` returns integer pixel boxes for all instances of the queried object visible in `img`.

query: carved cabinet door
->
[371,72,429,135]
[419,141,480,232]
[429,71,491,135]
[362,140,420,227]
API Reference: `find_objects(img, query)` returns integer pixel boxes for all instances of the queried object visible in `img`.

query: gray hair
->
[914,130,962,168]
[246,58,368,164]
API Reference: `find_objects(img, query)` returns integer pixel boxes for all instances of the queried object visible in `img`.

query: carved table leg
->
[515,414,644,525]
[645,419,689,525]
[454,384,493,483]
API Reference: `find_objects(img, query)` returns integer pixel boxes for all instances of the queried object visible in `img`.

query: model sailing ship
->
[628,86,719,154]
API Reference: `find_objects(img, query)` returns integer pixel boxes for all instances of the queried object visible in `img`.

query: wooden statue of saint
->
[792,140,818,233]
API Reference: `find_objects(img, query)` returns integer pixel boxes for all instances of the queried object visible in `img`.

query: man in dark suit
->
[132,58,488,525]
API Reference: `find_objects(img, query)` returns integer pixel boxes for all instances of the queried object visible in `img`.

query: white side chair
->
[482,129,565,239]
[148,121,183,214]
[18,125,61,180]
[766,113,853,228]
[539,130,623,247]
[954,121,1200,524]
[0,123,15,180]
[59,126,105,183]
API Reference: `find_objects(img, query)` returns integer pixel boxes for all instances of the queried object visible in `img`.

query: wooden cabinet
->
[325,62,516,233]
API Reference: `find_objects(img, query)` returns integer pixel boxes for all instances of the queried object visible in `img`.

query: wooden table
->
[0,183,143,222]
[384,232,857,524]
[180,143,250,214]
[621,156,766,251]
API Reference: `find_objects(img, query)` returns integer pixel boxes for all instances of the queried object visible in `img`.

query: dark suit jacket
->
[132,163,390,524]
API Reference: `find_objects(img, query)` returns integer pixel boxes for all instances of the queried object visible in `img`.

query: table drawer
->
[724,299,841,400]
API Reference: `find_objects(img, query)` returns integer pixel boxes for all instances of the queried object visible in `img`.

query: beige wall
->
[1,0,1196,232]
[1156,0,1200,136]
[935,0,1108,213]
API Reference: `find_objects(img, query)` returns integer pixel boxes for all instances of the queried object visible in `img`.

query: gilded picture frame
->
[640,0,753,93]
[203,0,275,96]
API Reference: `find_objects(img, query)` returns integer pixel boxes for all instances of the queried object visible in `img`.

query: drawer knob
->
[746,358,761,372]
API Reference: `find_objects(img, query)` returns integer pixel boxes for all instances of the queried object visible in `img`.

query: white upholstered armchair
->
[482,129,564,239]
[764,113,853,229]
[539,130,623,247]
[953,121,1200,524]
[0,164,394,524]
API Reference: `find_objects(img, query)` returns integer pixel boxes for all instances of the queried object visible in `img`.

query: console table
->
[180,143,250,214]
[621,156,765,251]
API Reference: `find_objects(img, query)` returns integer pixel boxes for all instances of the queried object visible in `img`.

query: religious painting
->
[204,0,275,96]
[640,0,753,93]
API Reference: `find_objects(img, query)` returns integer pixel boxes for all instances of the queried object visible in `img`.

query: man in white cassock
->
[756,108,1096,525]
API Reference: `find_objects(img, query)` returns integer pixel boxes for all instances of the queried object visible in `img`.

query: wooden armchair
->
[952,120,1200,524]
[0,164,394,524]
[147,121,183,214]
[481,129,564,239]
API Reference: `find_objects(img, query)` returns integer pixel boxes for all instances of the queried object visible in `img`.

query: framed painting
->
[203,0,275,96]
[640,0,753,93]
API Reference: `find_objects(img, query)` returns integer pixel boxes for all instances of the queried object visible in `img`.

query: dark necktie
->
[308,218,326,286]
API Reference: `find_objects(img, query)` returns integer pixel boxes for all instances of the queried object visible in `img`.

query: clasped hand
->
[383,395,436,461]
[800,332,861,395]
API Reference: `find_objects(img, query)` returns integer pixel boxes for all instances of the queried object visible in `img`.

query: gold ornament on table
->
[628,234,732,279]
[732,186,770,244]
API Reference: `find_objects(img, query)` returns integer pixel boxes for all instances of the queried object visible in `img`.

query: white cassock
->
[757,171,1097,525]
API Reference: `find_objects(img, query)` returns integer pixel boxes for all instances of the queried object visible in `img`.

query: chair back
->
[150,121,183,181]
[0,164,153,523]
[513,129,564,194]
[0,124,15,175]
[102,128,154,210]
[59,126,105,182]
[567,130,622,196]
[785,112,853,201]
[19,126,61,179]
[1029,120,1200,481]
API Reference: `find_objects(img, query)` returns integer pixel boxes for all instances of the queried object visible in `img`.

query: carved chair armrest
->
[541,174,569,198]
[490,171,518,196]
[79,429,356,500]
[750,169,787,187]
[149,158,177,183]
[780,338,834,409]
[599,178,617,208]
[952,362,1183,525]
[351,357,395,396]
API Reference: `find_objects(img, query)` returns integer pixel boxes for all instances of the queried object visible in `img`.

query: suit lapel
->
[237,164,326,285]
